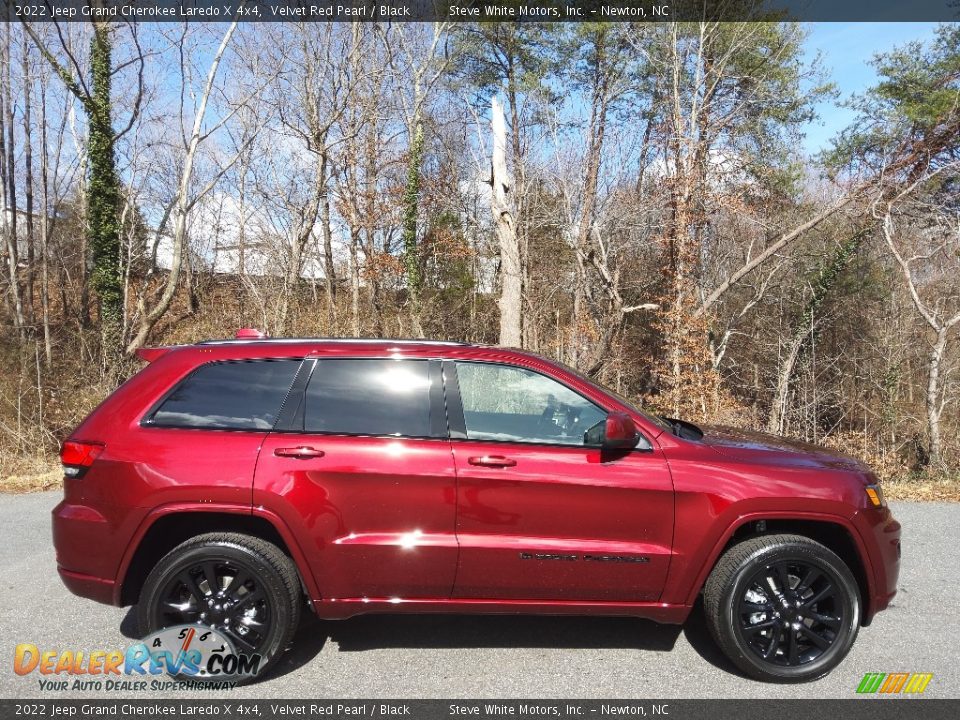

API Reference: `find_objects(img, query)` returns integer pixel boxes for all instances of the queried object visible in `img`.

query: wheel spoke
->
[163,598,198,614]
[799,625,831,650]
[239,615,266,629]
[802,583,834,609]
[809,611,841,630]
[177,571,206,602]
[797,567,821,595]
[224,571,249,599]
[236,588,264,608]
[202,563,221,595]
[223,626,258,653]
[742,620,778,635]
[775,563,792,594]
[762,626,781,659]
[787,628,799,665]
[740,599,768,614]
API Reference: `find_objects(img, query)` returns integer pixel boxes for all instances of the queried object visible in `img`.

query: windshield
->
[551,360,672,433]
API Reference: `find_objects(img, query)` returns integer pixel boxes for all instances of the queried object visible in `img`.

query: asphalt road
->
[0,491,956,699]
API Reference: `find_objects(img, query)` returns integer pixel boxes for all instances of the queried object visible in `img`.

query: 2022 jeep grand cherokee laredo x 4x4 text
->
[53,332,901,682]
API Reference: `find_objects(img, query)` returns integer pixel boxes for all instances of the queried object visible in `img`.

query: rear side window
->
[303,359,432,437]
[148,360,300,430]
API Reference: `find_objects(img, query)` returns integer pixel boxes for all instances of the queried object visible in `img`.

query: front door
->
[447,361,674,602]
[254,357,458,601]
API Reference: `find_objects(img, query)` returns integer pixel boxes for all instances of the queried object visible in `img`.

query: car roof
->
[196,337,471,348]
[138,335,544,364]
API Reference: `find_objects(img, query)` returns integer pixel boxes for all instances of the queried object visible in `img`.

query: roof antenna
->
[235,328,268,339]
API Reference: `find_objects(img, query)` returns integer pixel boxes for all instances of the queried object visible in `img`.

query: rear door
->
[446,360,674,602]
[254,358,459,601]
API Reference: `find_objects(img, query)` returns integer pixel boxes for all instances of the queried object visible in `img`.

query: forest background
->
[1,18,959,498]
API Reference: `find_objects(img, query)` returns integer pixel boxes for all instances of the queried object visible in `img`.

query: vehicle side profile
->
[53,332,901,683]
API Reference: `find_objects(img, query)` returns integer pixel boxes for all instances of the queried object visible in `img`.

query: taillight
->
[60,441,104,479]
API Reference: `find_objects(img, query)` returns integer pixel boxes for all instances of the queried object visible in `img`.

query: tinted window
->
[150,360,300,430]
[456,362,606,446]
[304,359,432,437]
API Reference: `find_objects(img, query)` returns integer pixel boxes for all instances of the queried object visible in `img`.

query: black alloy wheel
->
[703,533,861,682]
[736,560,845,667]
[138,532,301,682]
[155,557,271,654]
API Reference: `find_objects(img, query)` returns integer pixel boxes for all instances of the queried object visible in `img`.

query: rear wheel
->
[137,533,301,681]
[703,534,860,682]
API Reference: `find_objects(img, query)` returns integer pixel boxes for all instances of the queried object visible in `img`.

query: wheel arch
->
[692,513,875,625]
[117,505,319,607]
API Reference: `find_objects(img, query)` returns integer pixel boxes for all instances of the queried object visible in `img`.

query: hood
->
[699,424,870,473]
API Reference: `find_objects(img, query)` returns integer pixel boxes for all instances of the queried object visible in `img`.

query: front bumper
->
[855,505,901,624]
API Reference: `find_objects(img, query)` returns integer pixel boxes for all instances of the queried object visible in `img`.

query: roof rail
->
[196,337,471,347]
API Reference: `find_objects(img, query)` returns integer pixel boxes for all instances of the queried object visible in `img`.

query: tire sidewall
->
[720,543,860,682]
[137,540,294,680]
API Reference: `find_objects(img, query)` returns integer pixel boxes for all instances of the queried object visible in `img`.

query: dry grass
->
[882,474,960,502]
[0,454,61,494]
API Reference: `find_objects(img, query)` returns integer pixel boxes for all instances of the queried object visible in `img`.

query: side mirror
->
[604,412,640,449]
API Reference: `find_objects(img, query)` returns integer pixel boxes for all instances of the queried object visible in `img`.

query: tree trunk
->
[87,22,124,368]
[319,152,336,328]
[927,328,948,467]
[402,121,425,336]
[22,42,35,327]
[1,24,25,336]
[39,75,51,367]
[350,226,361,336]
[506,62,528,346]
[491,95,522,348]
[364,123,381,334]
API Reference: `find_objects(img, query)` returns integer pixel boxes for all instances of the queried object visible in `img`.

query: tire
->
[137,532,301,682]
[703,533,860,683]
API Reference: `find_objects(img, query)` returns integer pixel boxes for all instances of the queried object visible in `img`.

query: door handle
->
[468,455,517,468]
[274,446,325,459]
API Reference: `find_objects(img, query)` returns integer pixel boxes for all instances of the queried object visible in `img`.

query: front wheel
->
[137,532,302,682]
[703,534,860,682]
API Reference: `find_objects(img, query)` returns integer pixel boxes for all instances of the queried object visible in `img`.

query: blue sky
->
[802,22,943,155]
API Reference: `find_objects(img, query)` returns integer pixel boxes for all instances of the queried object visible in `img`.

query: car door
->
[254,357,458,601]
[446,360,674,602]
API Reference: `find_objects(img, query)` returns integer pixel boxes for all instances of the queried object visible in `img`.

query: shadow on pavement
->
[121,602,745,682]
[316,613,682,652]
[680,599,748,678]
[122,606,330,682]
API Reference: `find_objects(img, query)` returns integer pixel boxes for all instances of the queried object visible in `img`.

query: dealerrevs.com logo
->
[856,672,934,695]
[13,625,261,691]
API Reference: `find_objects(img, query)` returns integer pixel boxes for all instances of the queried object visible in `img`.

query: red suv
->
[53,333,900,682]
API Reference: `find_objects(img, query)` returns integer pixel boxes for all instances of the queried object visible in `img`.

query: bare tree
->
[127,21,243,353]
[490,95,521,347]
[874,166,960,467]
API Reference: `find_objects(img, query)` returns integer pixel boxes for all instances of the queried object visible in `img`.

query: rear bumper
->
[57,567,116,605]
[52,500,123,606]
